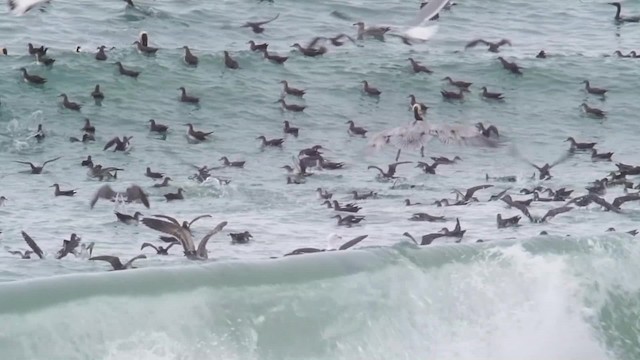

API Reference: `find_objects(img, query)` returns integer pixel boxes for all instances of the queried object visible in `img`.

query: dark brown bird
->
[50,184,77,197]
[452,184,493,202]
[148,119,168,133]
[367,162,412,179]
[242,13,279,33]
[361,81,381,96]
[582,80,608,96]
[223,51,239,69]
[328,33,356,46]
[275,98,306,112]
[291,43,327,57]
[442,76,472,91]
[408,95,429,116]
[178,87,199,103]
[441,89,464,100]
[497,214,521,228]
[90,255,146,271]
[81,156,93,167]
[81,118,95,134]
[480,86,504,100]
[90,184,149,209]
[141,242,177,255]
[95,45,108,60]
[115,62,140,78]
[19,68,46,84]
[185,124,213,142]
[247,40,268,52]
[280,80,305,97]
[257,136,284,147]
[346,121,367,137]
[104,136,132,152]
[219,157,245,168]
[475,122,500,138]
[565,137,596,151]
[591,149,614,161]
[581,103,606,118]
[403,232,445,245]
[182,46,198,66]
[536,50,547,58]
[59,93,81,111]
[133,40,158,55]
[145,167,164,179]
[262,50,288,64]
[465,38,512,52]
[153,177,173,187]
[91,84,104,101]
[283,121,299,137]
[497,57,522,75]
[14,157,61,174]
[416,161,439,174]
[164,188,184,201]
[408,58,433,74]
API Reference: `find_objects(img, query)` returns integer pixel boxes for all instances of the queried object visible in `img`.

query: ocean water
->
[1,0,640,358]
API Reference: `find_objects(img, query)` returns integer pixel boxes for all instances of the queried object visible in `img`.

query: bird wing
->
[612,194,640,209]
[335,33,356,43]
[124,254,147,268]
[306,36,327,49]
[140,242,158,252]
[338,235,368,250]
[142,218,194,253]
[90,184,116,209]
[103,137,119,151]
[8,0,50,15]
[407,0,450,27]
[188,214,212,227]
[7,250,23,256]
[549,151,573,168]
[89,255,123,270]
[159,236,180,243]
[21,231,43,259]
[541,206,573,222]
[367,165,385,175]
[152,214,181,226]
[126,185,149,208]
[465,39,489,49]
[496,39,512,47]
[42,156,61,167]
[165,242,178,251]
[196,221,228,259]
[14,161,35,169]
[465,184,493,199]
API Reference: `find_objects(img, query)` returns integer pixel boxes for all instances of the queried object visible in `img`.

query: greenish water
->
[1,0,640,358]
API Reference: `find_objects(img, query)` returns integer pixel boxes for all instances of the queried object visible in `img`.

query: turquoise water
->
[1,0,640,358]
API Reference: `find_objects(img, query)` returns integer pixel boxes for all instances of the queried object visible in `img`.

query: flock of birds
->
[1,0,640,272]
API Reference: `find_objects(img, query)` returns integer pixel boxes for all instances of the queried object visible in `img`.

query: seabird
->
[353,22,390,41]
[452,184,493,202]
[219,156,245,168]
[367,162,411,179]
[441,89,464,100]
[153,177,172,187]
[151,214,212,234]
[95,45,108,61]
[27,43,47,56]
[7,249,33,259]
[591,149,614,161]
[0,196,7,206]
[403,232,445,245]
[50,184,77,197]
[59,93,81,111]
[223,51,239,69]
[431,156,461,165]
[182,46,198,65]
[283,121,299,137]
[141,218,227,260]
[475,122,500,138]
[275,98,306,112]
[517,151,572,180]
[19,231,44,259]
[440,218,466,239]
[565,137,596,151]
[480,87,504,100]
[290,42,326,57]
[242,13,279,33]
[361,81,381,96]
[332,214,365,227]
[148,119,168,133]
[55,234,81,260]
[177,87,200,103]
[87,164,123,181]
[256,136,284,147]
[141,242,176,255]
[229,232,253,244]
[280,80,305,97]
[34,124,45,142]
[408,213,445,222]
[262,49,288,64]
[185,124,213,142]
[8,0,51,15]
[486,174,516,183]
[133,40,158,55]
[352,191,376,200]
[408,95,429,116]
[496,214,521,228]
[81,156,93,167]
[35,53,55,66]
[145,167,164,179]
[608,2,640,23]
[164,188,184,201]
[90,255,147,271]
[1,48,7,55]
[317,188,333,200]
[408,58,433,74]
[19,68,46,84]
[247,40,268,52]
[416,161,439,174]
[442,77,472,91]
[115,211,143,225]
[103,136,132,152]
[465,38,512,52]
[91,85,104,101]
[536,50,547,58]
[284,234,368,256]
[582,80,608,96]
[299,145,324,157]
[497,57,522,75]
[346,121,367,137]
[327,33,356,46]
[115,62,140,78]
[324,200,361,213]
[581,103,606,118]
[90,184,149,209]
[14,157,60,174]
[404,199,422,206]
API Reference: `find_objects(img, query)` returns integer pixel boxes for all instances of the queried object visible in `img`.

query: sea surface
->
[1,0,640,359]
